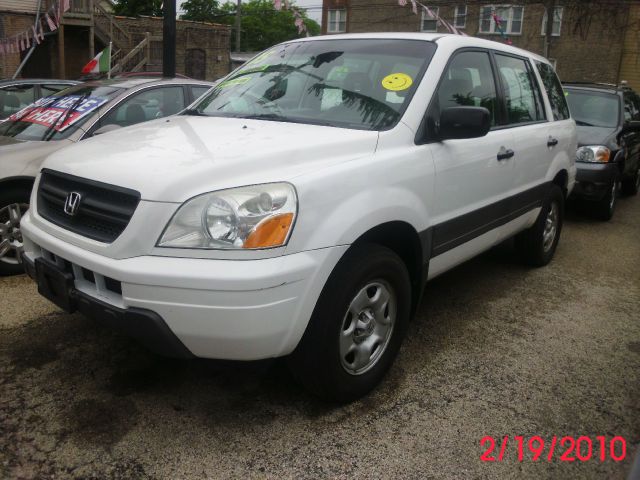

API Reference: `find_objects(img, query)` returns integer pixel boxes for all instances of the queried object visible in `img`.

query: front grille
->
[37,169,140,243]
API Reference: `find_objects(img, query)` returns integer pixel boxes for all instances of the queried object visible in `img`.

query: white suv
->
[19,34,576,402]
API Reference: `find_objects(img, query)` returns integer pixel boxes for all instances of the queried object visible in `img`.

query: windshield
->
[189,39,437,131]
[0,85,123,141]
[565,88,620,128]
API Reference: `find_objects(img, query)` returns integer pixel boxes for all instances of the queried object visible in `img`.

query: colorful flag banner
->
[0,0,69,56]
[81,44,111,74]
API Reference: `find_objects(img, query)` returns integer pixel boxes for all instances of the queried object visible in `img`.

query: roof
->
[562,82,625,95]
[0,78,79,87]
[282,33,551,64]
[79,77,215,89]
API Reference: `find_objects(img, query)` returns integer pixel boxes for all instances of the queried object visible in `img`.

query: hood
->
[41,115,380,202]
[0,137,73,178]
[576,125,619,150]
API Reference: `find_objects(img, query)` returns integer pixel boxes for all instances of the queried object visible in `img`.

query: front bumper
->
[21,211,347,360]
[570,162,619,201]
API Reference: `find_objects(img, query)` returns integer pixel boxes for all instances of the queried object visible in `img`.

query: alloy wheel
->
[0,203,29,265]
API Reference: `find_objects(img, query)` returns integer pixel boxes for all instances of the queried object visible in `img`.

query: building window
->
[421,7,439,32]
[479,5,524,35]
[454,5,467,28]
[541,7,563,36]
[327,9,347,33]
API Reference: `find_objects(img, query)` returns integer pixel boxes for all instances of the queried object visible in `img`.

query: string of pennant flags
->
[398,0,468,36]
[0,0,70,56]
[273,0,309,35]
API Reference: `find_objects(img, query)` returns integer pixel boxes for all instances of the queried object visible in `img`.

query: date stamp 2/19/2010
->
[480,436,627,463]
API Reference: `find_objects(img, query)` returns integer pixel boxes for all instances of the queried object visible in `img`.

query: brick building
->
[1,0,231,81]
[321,0,640,90]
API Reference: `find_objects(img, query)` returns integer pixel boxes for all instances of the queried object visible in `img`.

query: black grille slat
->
[37,169,141,243]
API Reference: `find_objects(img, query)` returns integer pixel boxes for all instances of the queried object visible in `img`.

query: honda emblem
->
[63,192,82,216]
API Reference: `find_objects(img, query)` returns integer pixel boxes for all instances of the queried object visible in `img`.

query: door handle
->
[547,137,559,147]
[497,148,515,161]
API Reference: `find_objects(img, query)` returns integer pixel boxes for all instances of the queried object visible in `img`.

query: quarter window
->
[495,54,545,124]
[454,5,467,28]
[479,6,523,35]
[535,61,570,121]
[436,50,499,126]
[541,6,563,36]
[421,7,439,32]
[327,9,347,33]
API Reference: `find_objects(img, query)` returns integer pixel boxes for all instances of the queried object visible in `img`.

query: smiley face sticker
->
[382,73,413,91]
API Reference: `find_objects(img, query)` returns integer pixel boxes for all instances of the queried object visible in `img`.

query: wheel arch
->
[350,220,427,317]
[552,169,569,198]
[0,176,36,195]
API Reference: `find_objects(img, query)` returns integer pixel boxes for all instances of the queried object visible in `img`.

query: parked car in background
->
[0,79,79,122]
[563,82,640,220]
[19,34,575,402]
[0,76,215,275]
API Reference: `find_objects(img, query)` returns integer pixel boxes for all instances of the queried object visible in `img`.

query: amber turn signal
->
[243,213,294,249]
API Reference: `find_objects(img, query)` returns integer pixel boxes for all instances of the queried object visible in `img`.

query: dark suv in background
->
[563,82,640,220]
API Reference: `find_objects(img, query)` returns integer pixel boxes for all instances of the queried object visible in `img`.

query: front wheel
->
[288,244,412,403]
[621,166,640,196]
[0,187,31,276]
[595,180,619,221]
[515,184,564,267]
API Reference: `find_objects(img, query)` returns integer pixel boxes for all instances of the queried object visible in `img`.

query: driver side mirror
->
[618,120,640,141]
[439,106,491,141]
[92,123,122,137]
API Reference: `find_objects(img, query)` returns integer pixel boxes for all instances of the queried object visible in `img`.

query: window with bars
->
[541,7,563,36]
[421,7,439,32]
[479,5,524,35]
[327,9,347,33]
[454,5,467,28]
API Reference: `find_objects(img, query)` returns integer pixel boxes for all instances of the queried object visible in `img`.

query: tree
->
[181,0,221,22]
[214,0,320,51]
[113,0,163,17]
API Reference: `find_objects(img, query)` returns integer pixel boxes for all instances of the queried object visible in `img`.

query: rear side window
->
[495,54,545,125]
[436,50,499,126]
[535,61,570,121]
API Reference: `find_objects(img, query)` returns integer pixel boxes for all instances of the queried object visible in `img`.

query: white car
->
[19,33,576,402]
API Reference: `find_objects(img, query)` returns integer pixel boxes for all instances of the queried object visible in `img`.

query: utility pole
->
[543,0,558,59]
[163,0,177,77]
[234,0,241,52]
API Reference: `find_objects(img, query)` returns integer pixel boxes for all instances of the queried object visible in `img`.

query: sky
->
[177,0,323,24]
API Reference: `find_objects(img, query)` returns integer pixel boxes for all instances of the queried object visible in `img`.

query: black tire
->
[287,244,412,403]
[515,184,564,267]
[0,186,31,276]
[621,166,640,196]
[594,180,618,221]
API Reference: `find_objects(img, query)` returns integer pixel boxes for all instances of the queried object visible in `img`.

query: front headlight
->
[576,146,611,163]
[157,183,297,249]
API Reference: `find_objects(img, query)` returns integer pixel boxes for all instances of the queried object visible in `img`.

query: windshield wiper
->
[575,120,595,127]
[182,108,206,116]
[43,93,88,141]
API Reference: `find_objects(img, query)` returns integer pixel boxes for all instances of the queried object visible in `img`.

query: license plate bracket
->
[35,257,76,312]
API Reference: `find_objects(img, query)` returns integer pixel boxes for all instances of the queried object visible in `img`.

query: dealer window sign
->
[9,95,109,132]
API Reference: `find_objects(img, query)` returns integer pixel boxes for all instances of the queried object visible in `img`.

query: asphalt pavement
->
[1,195,639,479]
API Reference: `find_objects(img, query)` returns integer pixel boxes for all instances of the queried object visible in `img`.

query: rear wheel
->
[516,184,564,267]
[0,187,31,276]
[621,166,640,196]
[288,244,411,403]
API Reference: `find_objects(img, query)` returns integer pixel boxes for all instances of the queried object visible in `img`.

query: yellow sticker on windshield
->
[382,73,413,91]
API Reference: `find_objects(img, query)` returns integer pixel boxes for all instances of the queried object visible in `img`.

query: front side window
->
[623,94,638,122]
[190,39,437,131]
[435,50,499,127]
[0,85,122,141]
[327,9,347,33]
[495,54,545,124]
[454,5,467,28]
[480,6,524,35]
[564,89,619,128]
[421,7,439,32]
[541,6,563,36]
[98,86,186,129]
[535,61,569,121]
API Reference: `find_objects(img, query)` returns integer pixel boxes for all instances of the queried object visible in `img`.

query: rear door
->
[425,49,516,261]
